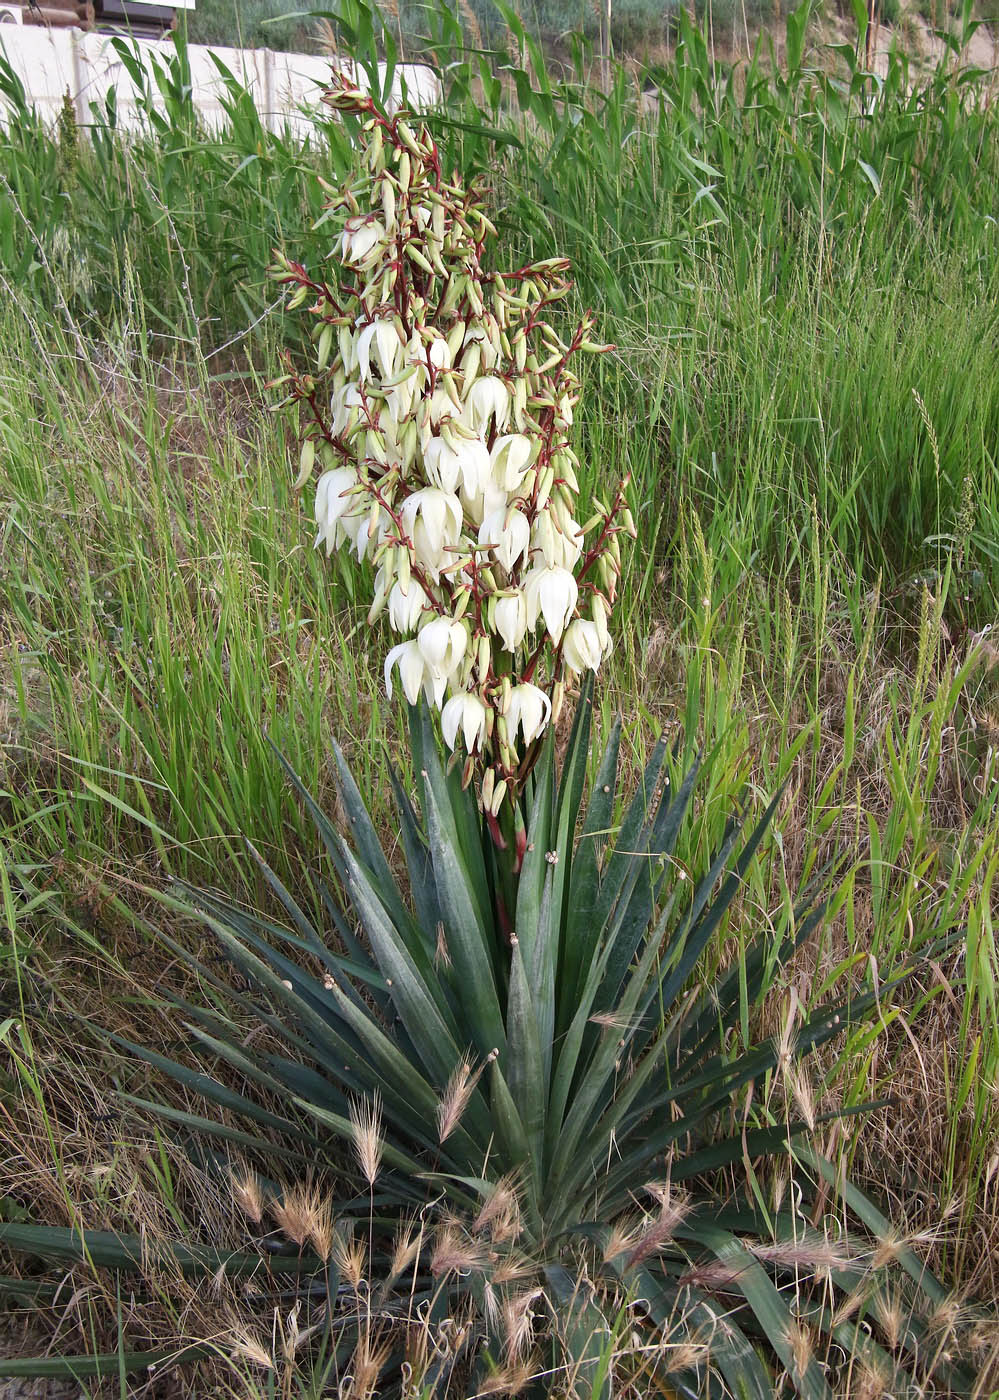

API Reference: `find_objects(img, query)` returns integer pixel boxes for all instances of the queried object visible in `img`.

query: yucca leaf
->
[184,1024,348,1121]
[488,1058,533,1190]
[515,736,555,975]
[182,891,375,1049]
[388,762,441,941]
[550,671,593,938]
[622,1263,773,1399]
[111,1034,311,1142]
[796,1146,952,1305]
[336,840,463,1084]
[505,935,547,1171]
[546,1260,612,1400]
[676,1219,834,1399]
[593,755,703,1019]
[652,786,786,1019]
[409,701,492,936]
[117,1095,310,1162]
[205,922,442,1144]
[0,1222,320,1276]
[422,776,507,1059]
[0,1346,210,1380]
[292,1099,450,1194]
[565,716,622,995]
[329,737,416,933]
[588,734,670,940]
[271,741,410,944]
[546,896,691,1201]
[149,919,328,1064]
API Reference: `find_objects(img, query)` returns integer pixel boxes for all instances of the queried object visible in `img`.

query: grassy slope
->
[2,11,999,1386]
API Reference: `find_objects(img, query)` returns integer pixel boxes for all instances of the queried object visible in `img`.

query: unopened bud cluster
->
[271,75,634,813]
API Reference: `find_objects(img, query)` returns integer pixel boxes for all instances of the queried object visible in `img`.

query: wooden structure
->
[3,0,191,36]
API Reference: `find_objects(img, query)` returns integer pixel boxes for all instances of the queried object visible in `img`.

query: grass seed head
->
[438,1056,483,1144]
[349,1089,383,1186]
[229,1167,265,1226]
[431,1218,487,1278]
[473,1174,523,1243]
[271,1180,326,1248]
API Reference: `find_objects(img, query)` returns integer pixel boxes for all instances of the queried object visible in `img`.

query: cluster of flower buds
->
[270,74,634,821]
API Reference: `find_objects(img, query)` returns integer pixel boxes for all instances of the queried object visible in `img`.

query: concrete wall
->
[0,25,440,134]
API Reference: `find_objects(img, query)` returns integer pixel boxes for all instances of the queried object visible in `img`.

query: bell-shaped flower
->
[314,467,362,554]
[399,488,463,580]
[441,691,488,753]
[357,319,402,386]
[388,576,428,634]
[562,617,612,674]
[524,566,579,644]
[464,376,510,434]
[383,370,418,427]
[531,507,583,571]
[417,616,468,707]
[479,506,530,574]
[330,382,365,439]
[424,434,491,497]
[492,590,528,653]
[341,500,388,563]
[425,333,452,373]
[384,639,426,705]
[489,434,533,493]
[505,682,552,746]
[340,216,386,270]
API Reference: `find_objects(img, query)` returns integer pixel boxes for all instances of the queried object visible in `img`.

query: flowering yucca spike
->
[270,71,634,841]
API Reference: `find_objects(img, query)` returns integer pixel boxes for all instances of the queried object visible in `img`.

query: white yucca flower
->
[384,639,427,704]
[424,434,492,497]
[524,566,579,644]
[489,434,534,493]
[562,618,611,674]
[532,506,584,571]
[340,216,386,269]
[399,489,464,579]
[330,382,365,439]
[465,376,510,434]
[388,577,428,634]
[417,616,468,706]
[314,467,362,554]
[505,683,552,746]
[479,506,530,574]
[492,591,529,652]
[441,692,488,752]
[357,319,403,385]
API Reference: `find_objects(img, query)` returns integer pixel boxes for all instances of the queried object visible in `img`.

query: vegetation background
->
[1,0,999,1389]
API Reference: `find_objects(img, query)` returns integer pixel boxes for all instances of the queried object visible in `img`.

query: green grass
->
[1,2,999,1389]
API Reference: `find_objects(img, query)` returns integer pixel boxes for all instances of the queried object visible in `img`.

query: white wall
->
[0,26,440,134]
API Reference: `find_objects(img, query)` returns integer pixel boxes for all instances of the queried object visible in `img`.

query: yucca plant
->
[1,64,989,1400]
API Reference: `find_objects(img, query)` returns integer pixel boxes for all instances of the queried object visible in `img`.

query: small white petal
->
[384,640,426,705]
[490,434,533,492]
